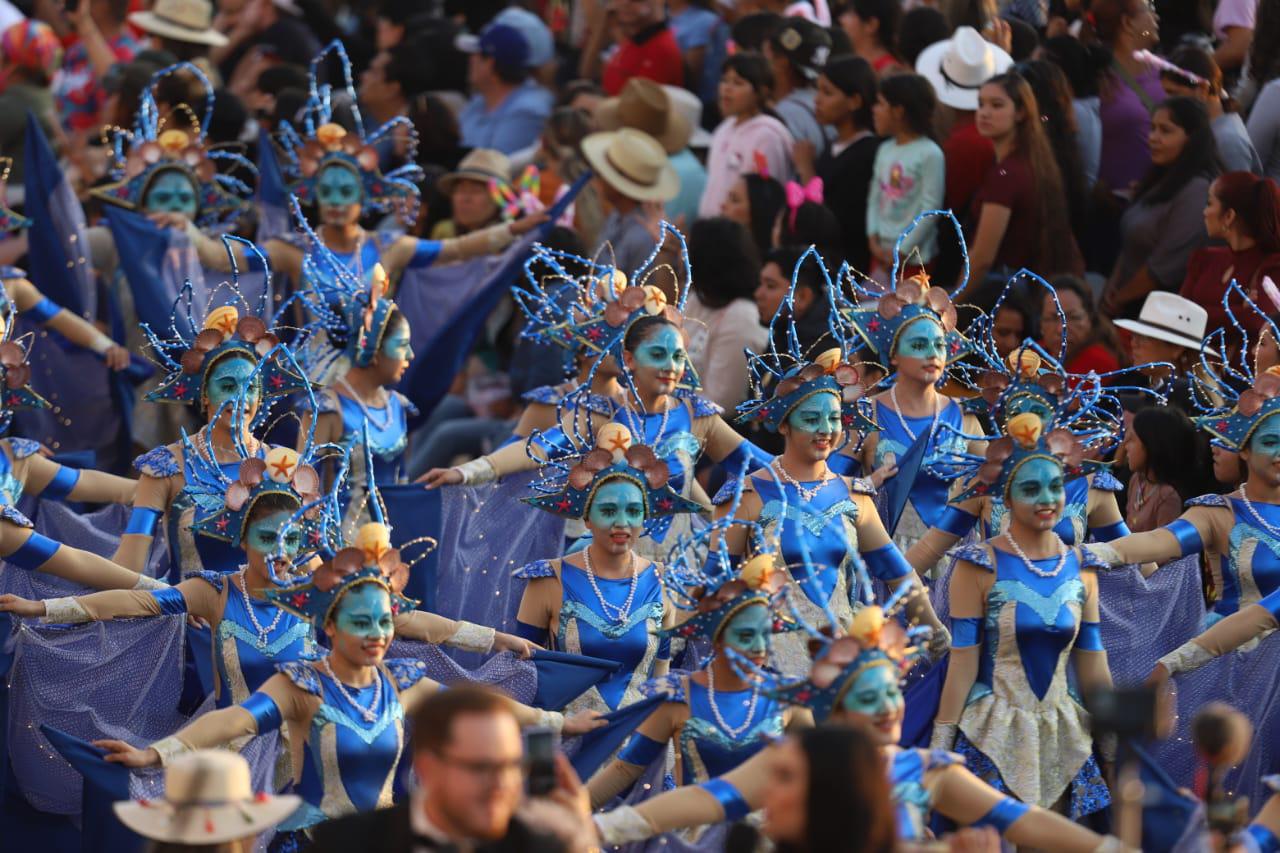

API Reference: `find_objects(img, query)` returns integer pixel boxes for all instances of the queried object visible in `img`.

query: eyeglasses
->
[432,752,523,781]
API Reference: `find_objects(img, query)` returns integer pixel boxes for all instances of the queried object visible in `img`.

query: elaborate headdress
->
[1194,281,1280,450]
[737,246,877,435]
[143,239,309,408]
[513,243,622,355]
[844,273,970,368]
[267,521,421,624]
[0,289,49,414]
[92,62,255,227]
[0,158,31,237]
[275,41,423,224]
[937,412,1094,503]
[523,423,702,520]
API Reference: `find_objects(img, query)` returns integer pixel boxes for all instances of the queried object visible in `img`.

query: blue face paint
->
[1250,414,1280,460]
[787,392,842,435]
[144,170,199,217]
[893,317,947,361]
[245,509,303,558]
[316,164,363,207]
[839,661,904,717]
[380,321,413,363]
[1005,395,1054,426]
[632,325,688,376]
[720,603,770,658]
[205,355,261,415]
[587,479,646,529]
[1009,456,1065,507]
[334,583,395,640]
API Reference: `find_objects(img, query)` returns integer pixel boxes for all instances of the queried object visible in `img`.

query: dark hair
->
[273,87,308,129]
[743,174,787,258]
[410,93,461,169]
[624,315,679,352]
[1040,35,1105,99]
[544,106,592,154]
[153,67,207,116]
[1048,274,1122,358]
[558,79,604,107]
[246,491,303,527]
[722,51,775,114]
[1007,16,1039,62]
[1135,97,1221,205]
[1249,0,1280,89]
[820,55,877,129]
[763,246,833,354]
[378,0,425,25]
[688,217,762,309]
[776,726,896,853]
[877,73,935,137]
[105,0,129,23]
[897,8,949,68]
[945,0,997,31]
[155,36,211,63]
[1132,406,1211,500]
[255,63,309,96]
[208,90,247,145]
[1086,0,1149,48]
[1212,172,1280,253]
[778,202,843,260]
[1013,61,1089,238]
[492,58,529,86]
[147,843,245,853]
[848,0,900,55]
[994,294,1039,343]
[413,685,515,755]
[385,37,438,98]
[1165,44,1236,111]
[730,12,784,53]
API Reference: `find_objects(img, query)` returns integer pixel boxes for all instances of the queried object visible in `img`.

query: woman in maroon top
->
[967,72,1083,289]
[1179,171,1280,336]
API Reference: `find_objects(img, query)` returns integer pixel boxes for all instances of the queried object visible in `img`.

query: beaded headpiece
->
[523,423,702,520]
[275,41,423,224]
[845,274,970,367]
[0,289,49,414]
[92,63,255,227]
[513,244,621,354]
[267,521,420,624]
[941,412,1093,504]
[1194,281,1280,450]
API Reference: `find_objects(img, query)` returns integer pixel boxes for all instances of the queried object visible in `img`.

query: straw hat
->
[437,149,512,194]
[581,128,680,202]
[915,26,1012,111]
[1114,291,1213,353]
[595,78,695,155]
[113,751,300,844]
[129,0,230,47]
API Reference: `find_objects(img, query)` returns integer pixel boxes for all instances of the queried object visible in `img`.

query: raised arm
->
[903,500,983,575]
[697,415,773,476]
[382,222,526,277]
[20,451,135,505]
[5,278,128,369]
[1087,505,1223,577]
[0,575,221,624]
[1149,591,1280,684]
[1072,570,1112,696]
[932,559,991,750]
[183,222,300,281]
[851,492,947,646]
[588,701,681,807]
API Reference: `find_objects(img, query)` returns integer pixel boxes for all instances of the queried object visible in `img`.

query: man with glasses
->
[307,686,596,852]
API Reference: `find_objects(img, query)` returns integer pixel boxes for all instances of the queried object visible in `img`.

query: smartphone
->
[1085,686,1159,740]
[524,727,558,797]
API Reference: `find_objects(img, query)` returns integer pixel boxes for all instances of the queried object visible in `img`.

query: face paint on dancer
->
[784,392,842,464]
[720,602,771,663]
[838,662,905,746]
[245,510,304,560]
[626,323,687,398]
[329,583,395,667]
[376,317,413,383]
[585,479,646,556]
[891,317,946,385]
[144,170,199,218]
[316,164,363,226]
[204,355,262,421]
[1007,456,1066,531]
[1246,413,1280,487]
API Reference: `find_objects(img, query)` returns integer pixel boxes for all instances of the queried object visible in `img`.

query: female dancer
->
[589,584,1124,850]
[514,424,701,714]
[931,413,1113,820]
[92,532,602,845]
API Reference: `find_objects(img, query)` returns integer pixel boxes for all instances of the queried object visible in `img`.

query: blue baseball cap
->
[454,22,530,72]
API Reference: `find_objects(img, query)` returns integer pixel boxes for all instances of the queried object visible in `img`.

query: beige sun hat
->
[437,148,512,194]
[129,0,230,47]
[594,78,695,155]
[581,128,680,202]
[113,750,300,844]
[915,26,1012,111]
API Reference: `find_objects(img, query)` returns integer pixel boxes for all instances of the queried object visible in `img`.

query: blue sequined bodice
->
[557,561,665,710]
[873,399,966,527]
[176,456,249,577]
[1219,497,1280,617]
[753,475,858,608]
[986,477,1090,544]
[679,679,784,782]
[304,238,383,293]
[335,392,410,486]
[0,439,26,506]
[213,576,313,708]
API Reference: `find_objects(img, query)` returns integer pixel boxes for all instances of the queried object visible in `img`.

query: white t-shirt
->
[1215,0,1257,37]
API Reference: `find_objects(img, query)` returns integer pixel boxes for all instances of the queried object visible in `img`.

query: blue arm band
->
[719,439,773,475]
[1088,520,1130,542]
[40,465,80,500]
[529,427,574,456]
[125,507,162,537]
[25,296,61,323]
[515,620,549,645]
[408,238,443,269]
[1165,519,1204,558]
[700,778,750,821]
[149,587,188,615]
[1076,621,1104,652]
[241,692,283,733]
[826,453,861,476]
[6,532,60,571]
[861,542,912,581]
[1246,824,1280,853]
[951,617,982,648]
[937,505,979,538]
[657,635,671,660]
[618,733,665,766]
[974,796,1030,833]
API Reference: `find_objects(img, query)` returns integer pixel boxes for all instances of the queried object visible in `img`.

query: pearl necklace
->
[337,378,393,431]
[622,397,671,447]
[888,384,941,443]
[320,657,380,724]
[582,547,639,623]
[707,664,760,739]
[1237,487,1280,539]
[772,459,835,502]
[1003,530,1069,579]
[235,569,284,648]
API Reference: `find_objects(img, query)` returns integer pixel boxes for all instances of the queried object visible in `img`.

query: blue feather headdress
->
[275,41,424,225]
[0,288,49,417]
[513,243,621,355]
[92,62,255,227]
[1193,281,1280,450]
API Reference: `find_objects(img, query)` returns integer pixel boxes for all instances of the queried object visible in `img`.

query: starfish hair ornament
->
[1194,281,1280,450]
[92,62,256,227]
[845,272,971,368]
[736,246,878,435]
[940,412,1096,504]
[143,239,309,410]
[523,423,703,520]
[267,521,422,624]
[275,41,423,225]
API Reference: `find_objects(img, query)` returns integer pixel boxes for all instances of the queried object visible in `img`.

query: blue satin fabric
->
[515,619,548,645]
[556,563,666,710]
[938,505,979,538]
[975,549,1087,703]
[890,748,943,840]
[1166,519,1204,558]
[862,542,912,582]
[681,679,783,780]
[212,581,311,708]
[125,507,161,536]
[336,392,410,485]
[25,296,61,323]
[0,444,24,505]
[40,465,80,499]
[985,476,1090,544]
[700,778,750,821]
[752,474,858,609]
[1216,497,1280,618]
[618,732,665,765]
[1088,520,1129,542]
[975,796,1030,831]
[242,691,283,731]
[952,616,982,648]
[873,399,965,528]
[150,587,188,615]
[307,239,382,290]
[1076,621,1104,652]
[718,437,773,477]
[1246,823,1280,853]
[6,531,59,570]
[408,238,443,269]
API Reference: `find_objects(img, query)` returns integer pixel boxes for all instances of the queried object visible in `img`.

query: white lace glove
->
[1081,542,1123,569]
[41,596,91,624]
[448,621,496,653]
[1092,835,1136,852]
[593,806,657,845]
[454,457,497,486]
[132,574,169,590]
[925,624,952,660]
[930,721,958,751]
[1158,641,1216,676]
[150,735,192,766]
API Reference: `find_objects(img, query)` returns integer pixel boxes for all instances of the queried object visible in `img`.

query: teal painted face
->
[587,479,646,529]
[1009,456,1066,507]
[334,583,395,640]
[839,660,904,718]
[379,320,413,363]
[720,602,770,659]
[204,355,261,416]
[244,509,303,557]
[1005,394,1054,426]
[316,164,363,207]
[1250,413,1280,459]
[786,392,842,435]
[893,317,947,361]
[632,325,687,376]
[144,170,199,217]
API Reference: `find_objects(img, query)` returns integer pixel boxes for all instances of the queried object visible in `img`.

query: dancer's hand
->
[561,710,607,736]
[510,212,550,236]
[0,594,44,617]
[148,211,191,230]
[1144,662,1170,690]
[869,454,898,489]
[493,631,541,658]
[417,467,462,489]
[94,739,161,767]
[103,344,130,371]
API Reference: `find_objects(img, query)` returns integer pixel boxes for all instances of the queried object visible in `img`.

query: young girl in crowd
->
[720,173,787,259]
[700,52,794,218]
[867,73,943,282]
[1123,406,1212,532]
[1160,44,1262,175]
[839,0,903,76]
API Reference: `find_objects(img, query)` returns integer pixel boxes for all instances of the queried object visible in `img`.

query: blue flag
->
[532,650,621,711]
[883,429,932,536]
[41,726,144,853]
[255,130,290,243]
[570,694,666,779]
[23,113,94,319]
[380,484,444,612]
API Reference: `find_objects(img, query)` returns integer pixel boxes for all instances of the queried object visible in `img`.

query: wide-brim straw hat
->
[437,148,512,194]
[581,128,679,202]
[128,0,230,47]
[915,26,1012,111]
[595,78,694,155]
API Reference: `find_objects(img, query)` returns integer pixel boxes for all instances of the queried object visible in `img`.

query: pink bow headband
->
[785,178,824,231]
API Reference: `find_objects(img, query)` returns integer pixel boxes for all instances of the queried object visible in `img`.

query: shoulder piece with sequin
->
[0,504,31,527]
[513,559,558,580]
[1077,546,1109,573]
[1186,493,1229,509]
[849,477,876,496]
[7,438,42,459]
[134,445,181,479]
[190,570,228,593]
[689,395,724,418]
[384,658,432,691]
[276,660,323,697]
[923,748,967,771]
[1090,469,1123,492]
[950,544,996,572]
